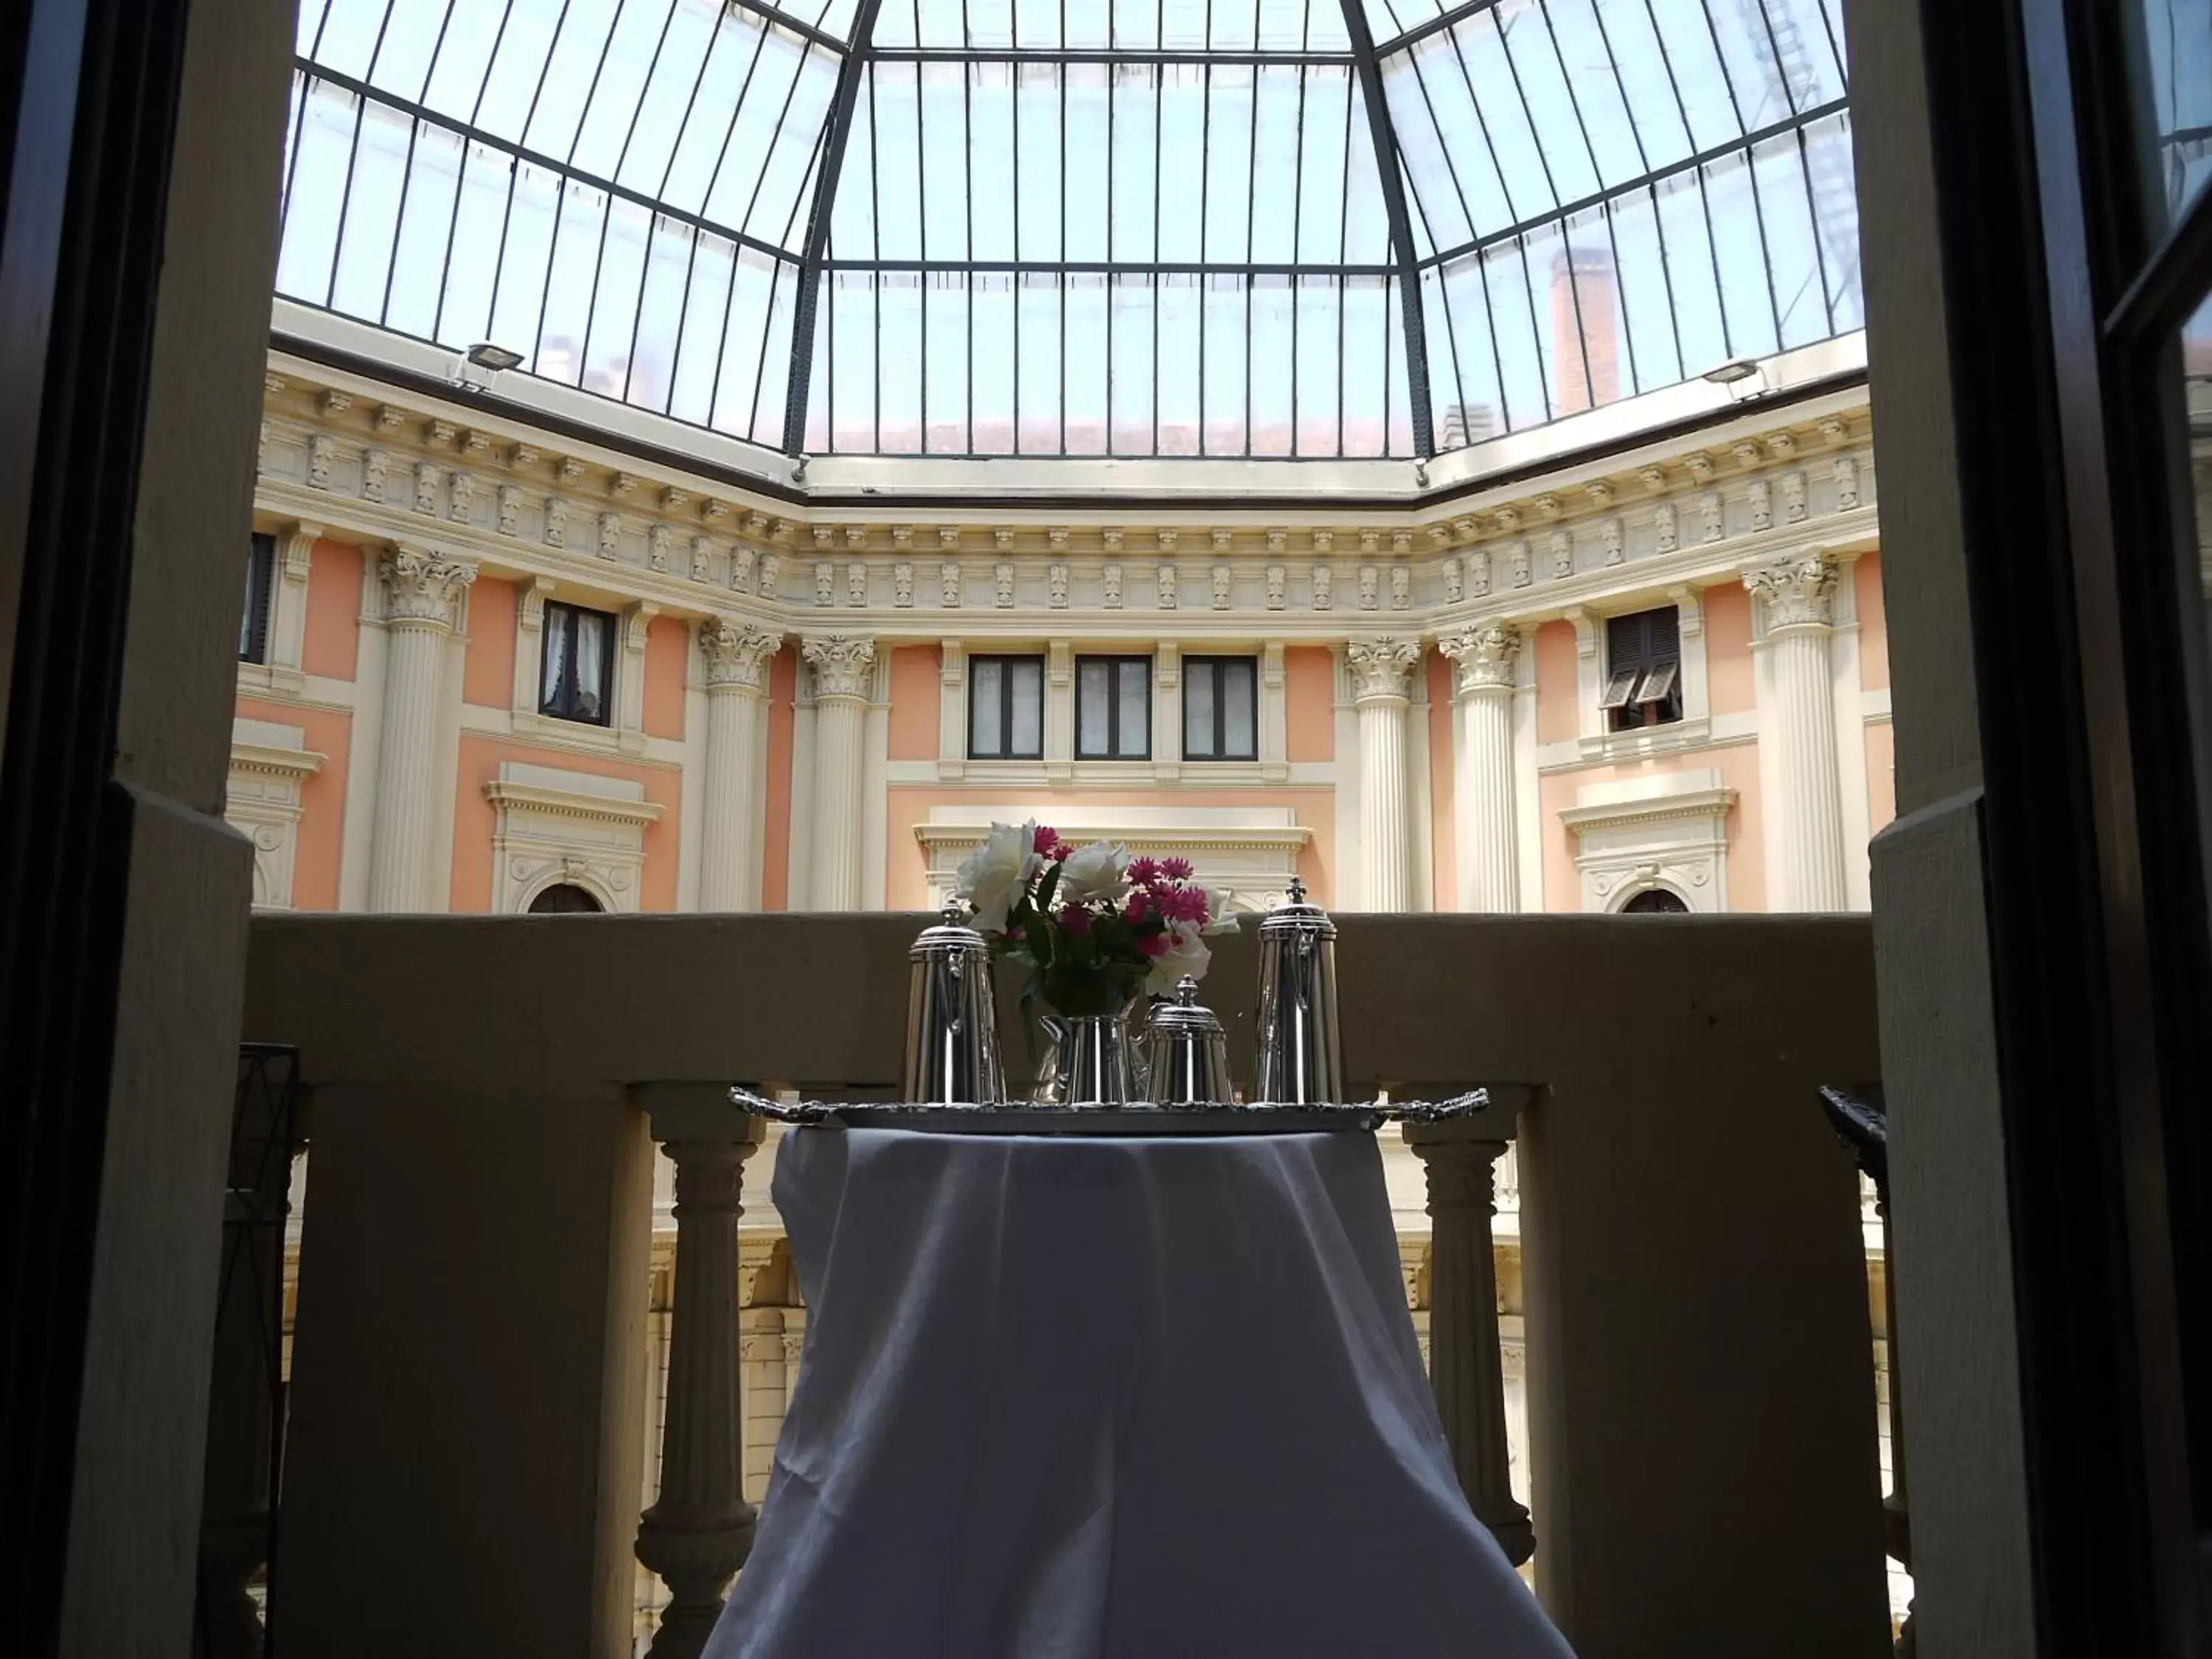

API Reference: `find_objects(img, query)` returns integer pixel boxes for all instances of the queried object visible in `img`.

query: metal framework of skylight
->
[272,0,1863,465]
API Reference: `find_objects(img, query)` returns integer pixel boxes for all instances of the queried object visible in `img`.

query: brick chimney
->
[1551,248,1621,415]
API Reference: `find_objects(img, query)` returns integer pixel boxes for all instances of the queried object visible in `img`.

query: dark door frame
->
[0,1,196,1653]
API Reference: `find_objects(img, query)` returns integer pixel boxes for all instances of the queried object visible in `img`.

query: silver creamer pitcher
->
[902,902,1004,1105]
[1253,877,1343,1104]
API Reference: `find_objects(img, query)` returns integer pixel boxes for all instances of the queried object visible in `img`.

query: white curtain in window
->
[1223,660,1257,757]
[542,608,573,711]
[972,658,1005,754]
[1008,658,1043,755]
[573,610,608,720]
[1115,660,1148,757]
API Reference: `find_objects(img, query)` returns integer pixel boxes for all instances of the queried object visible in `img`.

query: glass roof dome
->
[276,0,1857,465]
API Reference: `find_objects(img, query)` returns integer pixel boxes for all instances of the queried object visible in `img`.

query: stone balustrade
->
[243,911,1889,1659]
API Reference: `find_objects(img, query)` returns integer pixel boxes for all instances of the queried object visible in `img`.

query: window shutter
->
[240,533,276,663]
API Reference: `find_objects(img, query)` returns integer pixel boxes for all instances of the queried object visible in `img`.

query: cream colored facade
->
[240,355,1890,924]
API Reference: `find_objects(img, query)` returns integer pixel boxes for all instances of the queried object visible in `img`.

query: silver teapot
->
[902,903,1004,1104]
[1253,877,1343,1104]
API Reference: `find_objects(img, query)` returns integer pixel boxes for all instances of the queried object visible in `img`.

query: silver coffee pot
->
[1141,975,1235,1105]
[1253,877,1343,1104]
[902,902,1004,1104]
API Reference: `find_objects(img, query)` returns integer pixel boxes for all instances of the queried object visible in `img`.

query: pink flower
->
[1124,891,1153,924]
[1137,931,1172,958]
[1057,903,1092,935]
[1034,824,1060,854]
[1160,856,1194,880]
[1126,855,1161,886]
[1162,886,1208,924]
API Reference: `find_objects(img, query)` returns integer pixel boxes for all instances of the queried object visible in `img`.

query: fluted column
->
[1745,555,1848,910]
[636,1105,768,1659]
[698,622,782,912]
[1347,639,1420,911]
[369,547,473,911]
[802,635,874,910]
[1441,624,1521,912]
[1406,1118,1533,1565]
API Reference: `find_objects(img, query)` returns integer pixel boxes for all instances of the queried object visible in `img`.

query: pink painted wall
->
[448,735,681,912]
[1427,652,1457,911]
[1537,743,1767,913]
[1855,554,1889,691]
[1284,647,1334,762]
[1534,621,1579,743]
[1865,720,1896,836]
[888,646,940,760]
[1703,583,1756,715]
[760,646,798,911]
[464,577,517,708]
[236,696,351,912]
[302,539,361,681]
[883,785,1340,911]
[644,616,688,740]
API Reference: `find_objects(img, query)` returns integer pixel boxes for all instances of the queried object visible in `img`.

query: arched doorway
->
[1620,888,1689,915]
[526,883,603,914]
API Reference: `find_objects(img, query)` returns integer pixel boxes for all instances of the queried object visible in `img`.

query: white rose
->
[1144,922,1212,996]
[955,819,1042,934]
[1199,885,1242,936]
[1057,840,1130,905]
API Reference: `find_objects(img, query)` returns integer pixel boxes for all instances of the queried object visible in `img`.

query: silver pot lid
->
[1256,875,1336,939]
[1146,975,1226,1037]
[911,900,990,960]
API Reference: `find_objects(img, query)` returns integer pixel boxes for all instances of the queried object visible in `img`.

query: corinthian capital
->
[1743,553,1838,632]
[802,634,877,702]
[699,621,782,692]
[1346,637,1422,703]
[1439,622,1521,695]
[380,546,476,628]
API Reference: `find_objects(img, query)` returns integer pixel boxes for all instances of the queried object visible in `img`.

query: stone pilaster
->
[802,635,875,911]
[1441,623,1522,913]
[1746,554,1848,910]
[368,546,473,911]
[697,622,782,912]
[1347,637,1421,911]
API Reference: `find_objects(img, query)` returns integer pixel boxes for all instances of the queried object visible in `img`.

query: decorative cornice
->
[228,740,327,781]
[1742,552,1839,632]
[481,780,664,830]
[801,634,876,702]
[698,621,782,692]
[1439,622,1521,695]
[1558,786,1739,836]
[1346,638,1422,704]
[379,546,476,628]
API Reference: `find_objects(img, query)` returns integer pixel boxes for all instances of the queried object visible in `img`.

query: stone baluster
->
[1745,555,1848,910]
[194,1046,306,1658]
[368,546,473,911]
[1346,639,1421,911]
[698,622,782,911]
[802,635,875,911]
[1441,625,1523,912]
[636,1093,768,1659]
[1406,1113,1534,1565]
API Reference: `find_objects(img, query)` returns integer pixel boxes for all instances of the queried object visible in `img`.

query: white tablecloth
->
[709,1127,1574,1658]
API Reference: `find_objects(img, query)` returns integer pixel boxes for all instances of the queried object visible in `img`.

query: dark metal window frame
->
[539,600,617,727]
[1182,654,1259,761]
[240,532,276,664]
[1075,655,1152,761]
[967,652,1045,759]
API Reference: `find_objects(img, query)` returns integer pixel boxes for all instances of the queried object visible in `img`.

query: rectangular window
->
[1603,607,1684,731]
[969,654,1045,759]
[1077,656,1151,759]
[540,601,616,726]
[1183,655,1259,760]
[239,532,276,664]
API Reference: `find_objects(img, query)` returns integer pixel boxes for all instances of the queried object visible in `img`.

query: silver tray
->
[729,1085,1489,1135]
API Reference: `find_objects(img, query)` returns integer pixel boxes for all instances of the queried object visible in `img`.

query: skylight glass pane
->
[284,0,1862,462]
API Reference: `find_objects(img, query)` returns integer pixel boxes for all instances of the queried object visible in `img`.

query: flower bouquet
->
[953,821,1236,1102]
